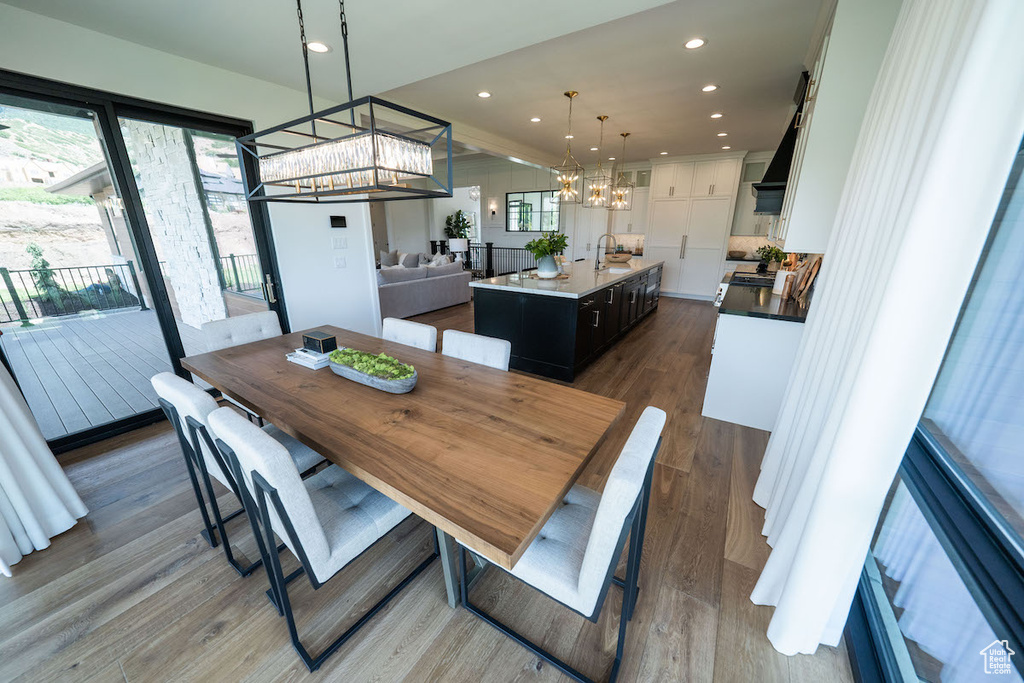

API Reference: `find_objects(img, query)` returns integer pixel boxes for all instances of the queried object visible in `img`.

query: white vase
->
[536,254,559,279]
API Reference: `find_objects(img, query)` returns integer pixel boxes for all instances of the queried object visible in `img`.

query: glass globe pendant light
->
[550,91,584,204]
[584,115,613,209]
[609,132,635,212]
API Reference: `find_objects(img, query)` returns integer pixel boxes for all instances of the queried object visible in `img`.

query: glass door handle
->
[263,273,277,303]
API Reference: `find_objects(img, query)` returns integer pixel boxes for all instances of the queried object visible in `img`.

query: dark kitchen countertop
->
[719,284,810,323]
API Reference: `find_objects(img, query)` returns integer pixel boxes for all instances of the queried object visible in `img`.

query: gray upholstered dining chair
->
[382,317,437,352]
[457,406,666,683]
[151,372,324,576]
[442,329,512,371]
[200,311,283,424]
[208,407,438,672]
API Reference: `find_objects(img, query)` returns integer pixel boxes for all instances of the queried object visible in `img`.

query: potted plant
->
[755,245,787,274]
[445,210,471,256]
[524,232,569,279]
[328,348,418,394]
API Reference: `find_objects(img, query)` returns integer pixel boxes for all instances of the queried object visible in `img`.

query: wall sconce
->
[488,199,498,217]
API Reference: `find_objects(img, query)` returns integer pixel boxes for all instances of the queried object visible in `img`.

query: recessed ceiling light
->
[721,146,731,150]
[710,112,723,119]
[717,132,728,137]
[608,157,616,160]
[530,117,541,122]
[590,146,599,151]
[684,38,706,49]
[702,84,718,92]
[565,134,574,139]
[660,151,668,155]
[306,41,331,53]
[477,91,491,98]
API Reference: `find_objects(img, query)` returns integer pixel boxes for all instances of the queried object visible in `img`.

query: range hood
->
[753,72,810,215]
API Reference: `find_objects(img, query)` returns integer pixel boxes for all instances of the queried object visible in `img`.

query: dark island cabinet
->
[474,265,662,382]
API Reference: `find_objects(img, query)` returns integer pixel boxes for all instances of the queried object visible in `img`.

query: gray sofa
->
[377,261,471,319]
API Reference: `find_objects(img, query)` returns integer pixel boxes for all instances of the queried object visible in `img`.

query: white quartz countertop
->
[469,258,663,299]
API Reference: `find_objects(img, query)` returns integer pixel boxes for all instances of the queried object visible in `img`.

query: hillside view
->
[0,104,109,271]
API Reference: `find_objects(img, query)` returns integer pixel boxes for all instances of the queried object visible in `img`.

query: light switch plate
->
[333,256,347,269]
[332,236,347,249]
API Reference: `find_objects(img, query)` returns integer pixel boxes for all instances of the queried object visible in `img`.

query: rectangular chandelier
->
[236,96,452,204]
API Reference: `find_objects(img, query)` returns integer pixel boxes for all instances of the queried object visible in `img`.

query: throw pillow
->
[418,252,431,266]
[380,249,399,267]
[400,252,420,268]
[428,252,450,267]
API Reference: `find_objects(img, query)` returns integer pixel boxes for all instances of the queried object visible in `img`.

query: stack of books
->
[286,347,331,370]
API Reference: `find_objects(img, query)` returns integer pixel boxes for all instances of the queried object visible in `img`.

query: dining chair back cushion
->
[201,311,282,352]
[209,407,411,583]
[493,407,665,618]
[577,406,666,614]
[382,317,437,352]
[151,372,229,488]
[442,330,512,372]
[207,407,331,570]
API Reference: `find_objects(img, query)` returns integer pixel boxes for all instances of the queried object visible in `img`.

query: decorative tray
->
[328,348,417,394]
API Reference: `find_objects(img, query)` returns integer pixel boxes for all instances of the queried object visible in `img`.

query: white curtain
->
[0,361,88,577]
[750,0,1024,655]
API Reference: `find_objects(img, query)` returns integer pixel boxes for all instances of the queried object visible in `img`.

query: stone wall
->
[122,120,225,328]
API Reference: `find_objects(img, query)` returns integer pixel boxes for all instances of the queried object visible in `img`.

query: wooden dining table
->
[181,325,625,606]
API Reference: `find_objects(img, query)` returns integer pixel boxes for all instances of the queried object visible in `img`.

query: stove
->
[729,271,777,287]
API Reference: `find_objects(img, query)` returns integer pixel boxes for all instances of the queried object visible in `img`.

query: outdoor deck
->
[1,309,204,440]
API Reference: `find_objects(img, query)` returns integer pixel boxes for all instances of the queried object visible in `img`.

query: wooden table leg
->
[435,527,460,608]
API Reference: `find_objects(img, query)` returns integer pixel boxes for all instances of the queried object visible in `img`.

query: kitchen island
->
[470,259,663,381]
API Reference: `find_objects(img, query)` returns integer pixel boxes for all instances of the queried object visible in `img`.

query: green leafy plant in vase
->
[524,232,569,279]
[755,245,787,274]
[444,210,471,256]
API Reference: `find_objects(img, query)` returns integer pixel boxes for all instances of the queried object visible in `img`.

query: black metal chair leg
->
[460,546,600,683]
[182,451,219,548]
[607,551,634,683]
[268,530,438,672]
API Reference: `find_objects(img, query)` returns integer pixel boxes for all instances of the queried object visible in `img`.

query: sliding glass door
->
[0,92,176,443]
[117,118,272,356]
[0,70,285,451]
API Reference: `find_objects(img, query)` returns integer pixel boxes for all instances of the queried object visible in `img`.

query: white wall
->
[0,4,382,337]
[430,187,481,242]
[384,200,430,255]
[268,201,380,335]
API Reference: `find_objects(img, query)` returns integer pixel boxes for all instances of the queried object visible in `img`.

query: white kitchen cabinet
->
[686,197,731,249]
[775,0,900,251]
[676,198,731,297]
[650,162,695,199]
[647,198,690,248]
[610,187,649,234]
[646,153,743,300]
[678,247,725,297]
[646,245,683,292]
[691,159,740,198]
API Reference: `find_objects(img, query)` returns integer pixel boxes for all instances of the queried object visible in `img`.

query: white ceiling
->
[0,0,673,96]
[3,0,822,164]
[383,0,823,163]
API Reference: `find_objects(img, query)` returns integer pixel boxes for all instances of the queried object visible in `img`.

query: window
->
[851,141,1024,681]
[506,190,559,232]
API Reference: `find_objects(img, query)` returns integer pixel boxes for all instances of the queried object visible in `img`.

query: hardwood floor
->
[0,298,854,682]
